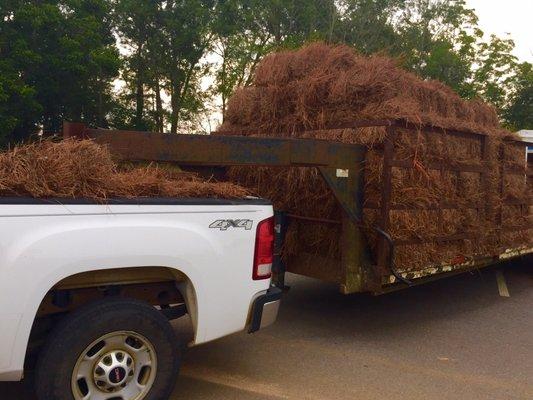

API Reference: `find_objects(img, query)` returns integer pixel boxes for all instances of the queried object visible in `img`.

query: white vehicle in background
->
[516,129,533,163]
[0,196,280,400]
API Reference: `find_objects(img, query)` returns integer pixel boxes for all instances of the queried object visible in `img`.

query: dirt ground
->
[2,261,532,400]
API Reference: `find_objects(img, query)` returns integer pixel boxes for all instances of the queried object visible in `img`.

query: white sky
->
[466,0,532,63]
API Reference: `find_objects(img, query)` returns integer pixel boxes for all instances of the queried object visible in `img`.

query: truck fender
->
[1,221,219,380]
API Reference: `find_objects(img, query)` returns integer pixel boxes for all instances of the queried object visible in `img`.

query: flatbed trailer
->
[63,120,532,295]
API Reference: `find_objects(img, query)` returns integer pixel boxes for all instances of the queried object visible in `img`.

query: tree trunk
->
[97,77,104,127]
[170,64,194,134]
[134,45,144,129]
[221,45,227,119]
[155,77,163,132]
[170,78,180,134]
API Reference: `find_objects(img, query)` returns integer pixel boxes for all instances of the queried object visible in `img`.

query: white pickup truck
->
[0,196,280,400]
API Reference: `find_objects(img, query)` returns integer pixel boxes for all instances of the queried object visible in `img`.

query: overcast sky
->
[467,0,532,63]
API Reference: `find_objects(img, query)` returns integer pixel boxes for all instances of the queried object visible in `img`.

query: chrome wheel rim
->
[71,331,157,400]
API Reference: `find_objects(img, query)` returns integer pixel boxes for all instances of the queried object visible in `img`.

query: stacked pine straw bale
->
[218,42,531,272]
[0,139,248,200]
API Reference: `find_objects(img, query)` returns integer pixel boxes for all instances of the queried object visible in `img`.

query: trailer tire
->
[35,297,179,400]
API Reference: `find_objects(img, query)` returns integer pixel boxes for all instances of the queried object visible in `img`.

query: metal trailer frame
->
[63,120,532,295]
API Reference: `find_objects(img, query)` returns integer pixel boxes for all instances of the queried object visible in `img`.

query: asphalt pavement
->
[2,261,532,400]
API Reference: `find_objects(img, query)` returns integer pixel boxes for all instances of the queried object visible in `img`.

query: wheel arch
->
[21,265,199,381]
[40,266,199,330]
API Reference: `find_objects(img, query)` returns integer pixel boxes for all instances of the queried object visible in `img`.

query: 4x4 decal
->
[209,219,253,231]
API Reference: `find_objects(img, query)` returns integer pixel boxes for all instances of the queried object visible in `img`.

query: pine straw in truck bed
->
[0,139,249,200]
[217,42,531,272]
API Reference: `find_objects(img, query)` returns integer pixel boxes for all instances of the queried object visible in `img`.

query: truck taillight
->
[253,217,274,280]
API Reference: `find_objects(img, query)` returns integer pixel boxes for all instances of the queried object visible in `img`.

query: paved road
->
[2,262,532,400]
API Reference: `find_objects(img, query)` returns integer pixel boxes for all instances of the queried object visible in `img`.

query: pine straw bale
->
[499,225,532,252]
[457,172,482,202]
[502,174,529,201]
[227,165,340,220]
[220,43,507,137]
[282,220,341,261]
[388,210,440,239]
[502,141,527,168]
[0,139,249,200]
[218,42,529,272]
[442,208,480,235]
[394,243,438,270]
[502,205,529,227]
[393,129,483,165]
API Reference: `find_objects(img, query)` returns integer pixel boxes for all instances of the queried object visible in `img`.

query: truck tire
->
[35,297,180,400]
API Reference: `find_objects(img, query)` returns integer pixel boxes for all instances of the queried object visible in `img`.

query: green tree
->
[211,0,273,115]
[112,0,216,133]
[473,34,519,112]
[334,0,404,54]
[389,0,481,96]
[212,0,338,117]
[161,0,215,133]
[0,1,41,142]
[112,0,160,130]
[0,0,120,143]
[504,62,533,130]
[336,0,526,124]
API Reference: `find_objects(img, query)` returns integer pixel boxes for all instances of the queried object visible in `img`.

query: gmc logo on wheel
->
[209,219,253,231]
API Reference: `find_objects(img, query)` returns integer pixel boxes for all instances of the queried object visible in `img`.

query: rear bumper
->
[248,287,282,333]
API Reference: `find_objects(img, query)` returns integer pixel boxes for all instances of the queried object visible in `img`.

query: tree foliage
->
[211,0,338,117]
[504,62,533,130]
[0,0,120,143]
[0,0,531,144]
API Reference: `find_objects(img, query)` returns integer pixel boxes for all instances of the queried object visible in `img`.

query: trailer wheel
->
[35,297,179,400]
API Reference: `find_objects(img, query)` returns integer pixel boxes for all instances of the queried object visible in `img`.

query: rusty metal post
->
[62,121,88,139]
[318,146,373,293]
[271,211,289,291]
[376,125,395,276]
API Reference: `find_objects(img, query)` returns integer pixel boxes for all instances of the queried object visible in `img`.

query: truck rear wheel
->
[35,297,180,400]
